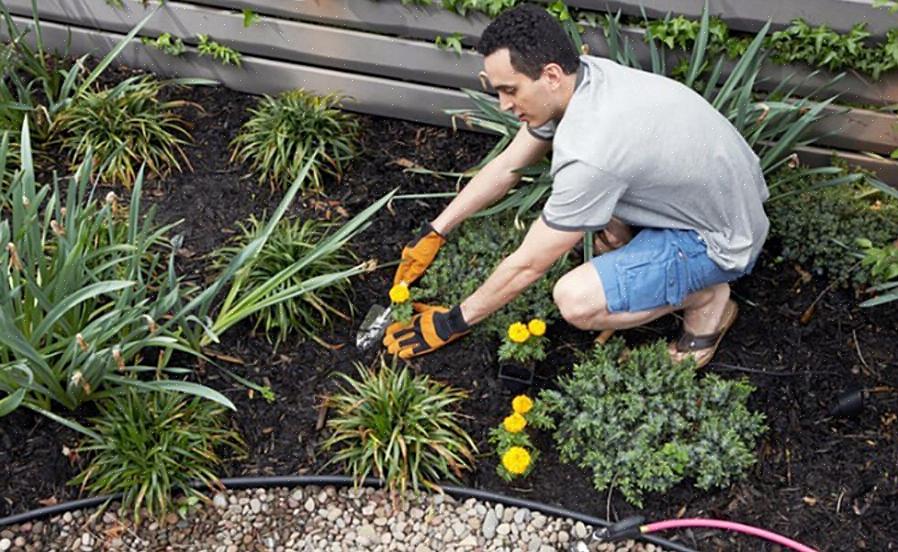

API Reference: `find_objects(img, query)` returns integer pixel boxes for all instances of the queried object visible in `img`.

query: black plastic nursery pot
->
[0,475,696,552]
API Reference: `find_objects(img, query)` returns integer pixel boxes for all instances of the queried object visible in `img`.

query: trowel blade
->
[355,303,393,350]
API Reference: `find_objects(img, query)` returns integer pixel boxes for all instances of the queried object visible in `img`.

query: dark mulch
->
[2,71,897,552]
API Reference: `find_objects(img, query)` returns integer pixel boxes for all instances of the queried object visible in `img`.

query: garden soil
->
[2,74,897,551]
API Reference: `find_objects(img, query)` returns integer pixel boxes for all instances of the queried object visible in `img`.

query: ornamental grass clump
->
[230,89,360,192]
[210,215,358,347]
[71,389,245,523]
[0,121,233,430]
[51,75,197,186]
[489,394,538,480]
[529,338,766,507]
[321,357,477,501]
[498,318,548,363]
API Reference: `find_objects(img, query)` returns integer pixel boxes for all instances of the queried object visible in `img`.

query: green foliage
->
[242,8,259,28]
[321,357,477,499]
[646,15,898,80]
[196,34,242,66]
[230,89,360,192]
[141,33,186,56]
[51,75,194,186]
[529,338,766,507]
[435,33,464,56]
[440,0,520,17]
[417,211,571,342]
[71,389,244,523]
[767,166,898,290]
[390,293,416,324]
[210,215,358,347]
[857,238,898,307]
[0,121,233,433]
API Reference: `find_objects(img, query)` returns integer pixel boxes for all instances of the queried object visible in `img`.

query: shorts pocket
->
[616,251,687,312]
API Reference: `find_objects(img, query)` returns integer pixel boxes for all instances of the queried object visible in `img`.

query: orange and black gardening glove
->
[383,303,470,359]
[393,223,445,286]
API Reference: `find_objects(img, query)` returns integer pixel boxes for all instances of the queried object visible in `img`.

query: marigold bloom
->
[388,283,410,303]
[527,318,546,337]
[501,446,531,475]
[507,322,530,343]
[503,412,527,433]
[512,395,533,415]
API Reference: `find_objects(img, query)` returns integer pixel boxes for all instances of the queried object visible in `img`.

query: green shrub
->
[230,89,359,192]
[209,215,358,347]
[72,389,244,523]
[529,338,766,507]
[52,75,194,186]
[321,357,476,500]
[767,167,898,290]
[418,211,571,342]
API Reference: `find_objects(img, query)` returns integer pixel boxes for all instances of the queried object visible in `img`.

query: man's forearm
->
[459,253,545,325]
[431,160,518,235]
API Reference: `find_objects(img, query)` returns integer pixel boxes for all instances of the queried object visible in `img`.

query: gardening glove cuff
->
[383,305,470,359]
[393,222,446,286]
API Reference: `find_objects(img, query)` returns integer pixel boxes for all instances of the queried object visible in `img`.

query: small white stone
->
[0,538,11,552]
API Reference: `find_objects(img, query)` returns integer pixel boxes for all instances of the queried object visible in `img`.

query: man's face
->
[482,48,555,127]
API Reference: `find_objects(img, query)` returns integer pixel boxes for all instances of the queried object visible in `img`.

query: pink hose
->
[642,518,818,552]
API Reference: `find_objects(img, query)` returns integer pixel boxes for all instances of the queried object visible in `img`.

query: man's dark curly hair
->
[476,4,579,80]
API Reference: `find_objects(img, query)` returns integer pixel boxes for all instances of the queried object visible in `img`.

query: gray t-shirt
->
[535,55,769,272]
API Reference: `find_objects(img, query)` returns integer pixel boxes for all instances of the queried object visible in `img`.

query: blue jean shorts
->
[592,228,754,313]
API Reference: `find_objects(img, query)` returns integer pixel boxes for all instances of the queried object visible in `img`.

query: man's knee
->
[553,274,609,330]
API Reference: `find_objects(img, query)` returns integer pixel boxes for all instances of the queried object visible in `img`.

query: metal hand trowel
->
[355,303,393,350]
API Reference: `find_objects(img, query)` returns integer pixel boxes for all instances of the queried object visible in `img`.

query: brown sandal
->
[670,300,739,369]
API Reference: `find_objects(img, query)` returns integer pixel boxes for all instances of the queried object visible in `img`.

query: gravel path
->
[0,486,667,551]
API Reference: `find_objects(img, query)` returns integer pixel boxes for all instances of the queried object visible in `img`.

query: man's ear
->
[541,63,566,89]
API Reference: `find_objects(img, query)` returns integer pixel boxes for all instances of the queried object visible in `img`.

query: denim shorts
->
[592,228,753,313]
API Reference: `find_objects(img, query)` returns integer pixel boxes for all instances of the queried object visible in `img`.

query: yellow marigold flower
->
[527,318,546,337]
[512,395,533,415]
[389,283,410,304]
[503,412,527,433]
[501,446,531,475]
[507,322,530,344]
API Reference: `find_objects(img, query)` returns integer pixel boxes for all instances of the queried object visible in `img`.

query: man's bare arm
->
[460,216,582,325]
[431,126,550,235]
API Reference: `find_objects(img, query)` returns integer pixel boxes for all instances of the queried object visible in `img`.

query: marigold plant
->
[489,395,538,481]
[389,283,414,323]
[498,319,548,364]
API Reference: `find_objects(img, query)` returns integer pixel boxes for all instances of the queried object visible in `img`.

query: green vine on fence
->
[647,15,898,80]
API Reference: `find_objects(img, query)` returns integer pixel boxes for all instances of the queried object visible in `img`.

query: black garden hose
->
[0,475,697,552]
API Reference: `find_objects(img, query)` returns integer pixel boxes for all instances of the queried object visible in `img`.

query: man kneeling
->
[383,4,768,368]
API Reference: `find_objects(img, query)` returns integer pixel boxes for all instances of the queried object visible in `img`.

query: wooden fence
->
[3,0,897,182]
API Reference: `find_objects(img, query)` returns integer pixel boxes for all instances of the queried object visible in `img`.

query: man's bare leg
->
[553,262,733,360]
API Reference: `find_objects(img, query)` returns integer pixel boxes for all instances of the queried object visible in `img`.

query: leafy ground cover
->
[0,69,896,551]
